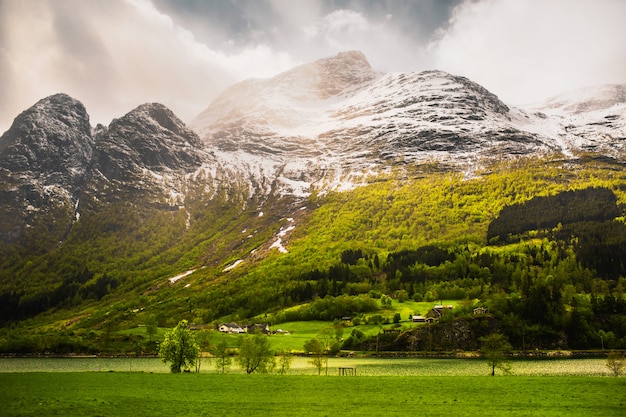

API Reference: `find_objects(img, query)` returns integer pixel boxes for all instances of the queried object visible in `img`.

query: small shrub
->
[606,351,625,377]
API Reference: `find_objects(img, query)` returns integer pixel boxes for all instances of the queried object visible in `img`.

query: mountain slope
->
[524,84,626,156]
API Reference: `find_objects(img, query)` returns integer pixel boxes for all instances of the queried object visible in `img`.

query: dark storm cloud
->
[151,0,463,61]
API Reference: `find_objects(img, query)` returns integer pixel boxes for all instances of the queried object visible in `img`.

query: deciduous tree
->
[212,338,232,374]
[304,338,325,375]
[145,316,157,343]
[275,351,293,375]
[480,333,512,376]
[158,320,199,373]
[236,331,274,374]
[194,329,212,373]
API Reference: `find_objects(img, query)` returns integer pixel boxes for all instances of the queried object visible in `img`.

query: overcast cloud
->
[1,0,625,133]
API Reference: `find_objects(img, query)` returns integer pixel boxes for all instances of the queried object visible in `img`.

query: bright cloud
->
[0,0,297,132]
[0,0,625,134]
[429,0,626,104]
[303,9,370,43]
[292,8,424,74]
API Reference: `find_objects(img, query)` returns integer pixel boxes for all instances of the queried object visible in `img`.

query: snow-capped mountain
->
[190,51,385,196]
[2,50,626,331]
[191,51,625,196]
[524,84,626,155]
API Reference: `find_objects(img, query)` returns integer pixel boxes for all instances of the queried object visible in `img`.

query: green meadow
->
[0,372,624,417]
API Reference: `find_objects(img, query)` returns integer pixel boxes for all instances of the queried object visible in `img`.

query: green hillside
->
[1,155,626,353]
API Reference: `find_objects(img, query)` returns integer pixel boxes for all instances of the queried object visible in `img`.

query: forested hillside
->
[1,156,626,352]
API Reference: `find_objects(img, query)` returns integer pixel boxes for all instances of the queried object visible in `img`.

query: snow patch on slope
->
[223,260,244,272]
[168,269,195,283]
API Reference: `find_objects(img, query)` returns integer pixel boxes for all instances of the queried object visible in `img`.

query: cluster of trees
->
[555,220,626,279]
[487,187,626,279]
[0,266,118,323]
[159,320,287,375]
[273,294,378,323]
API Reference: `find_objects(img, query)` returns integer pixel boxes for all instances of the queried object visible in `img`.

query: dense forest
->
[487,187,621,243]
[1,157,626,353]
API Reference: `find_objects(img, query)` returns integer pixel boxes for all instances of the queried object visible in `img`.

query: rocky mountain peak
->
[273,50,380,100]
[93,102,206,182]
[319,50,371,70]
[14,93,90,126]
[119,102,198,140]
[190,51,381,138]
[306,50,378,97]
[0,93,93,179]
[0,93,93,244]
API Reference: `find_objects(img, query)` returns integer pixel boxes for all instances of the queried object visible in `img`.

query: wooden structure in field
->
[338,366,356,376]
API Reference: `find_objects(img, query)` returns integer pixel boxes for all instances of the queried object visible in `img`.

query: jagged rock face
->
[0,94,93,243]
[93,103,206,182]
[0,93,93,184]
[0,96,217,244]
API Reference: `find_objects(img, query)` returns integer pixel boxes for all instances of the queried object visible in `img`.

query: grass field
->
[0,372,624,416]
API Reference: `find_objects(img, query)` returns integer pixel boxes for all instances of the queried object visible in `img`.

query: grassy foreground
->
[0,373,624,416]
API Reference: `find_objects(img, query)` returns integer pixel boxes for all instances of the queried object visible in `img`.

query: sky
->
[1,0,625,134]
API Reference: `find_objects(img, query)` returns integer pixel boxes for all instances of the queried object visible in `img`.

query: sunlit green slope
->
[1,155,626,352]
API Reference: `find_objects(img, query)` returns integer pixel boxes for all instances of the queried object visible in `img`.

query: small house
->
[473,307,489,316]
[431,305,453,317]
[218,323,245,334]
